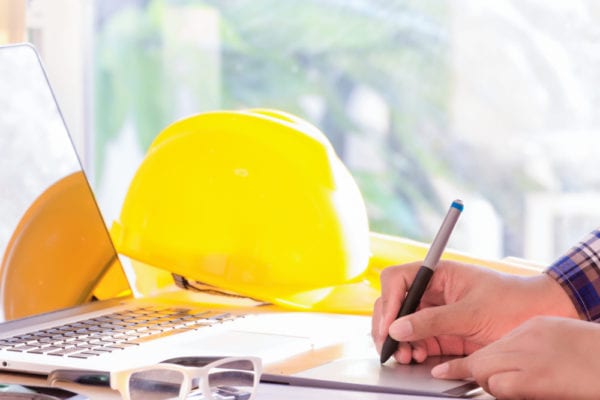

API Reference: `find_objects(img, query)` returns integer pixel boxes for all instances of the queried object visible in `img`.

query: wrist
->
[530,273,579,319]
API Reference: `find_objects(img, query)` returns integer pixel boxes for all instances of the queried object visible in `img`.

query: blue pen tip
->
[451,200,464,212]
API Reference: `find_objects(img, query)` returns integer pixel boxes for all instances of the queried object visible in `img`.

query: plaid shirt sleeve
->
[545,229,600,322]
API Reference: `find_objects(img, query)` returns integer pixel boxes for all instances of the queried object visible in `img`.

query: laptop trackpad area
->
[171,330,313,363]
[168,312,371,363]
[227,312,370,344]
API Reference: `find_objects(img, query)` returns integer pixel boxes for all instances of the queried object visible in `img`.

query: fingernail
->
[431,363,449,378]
[389,319,413,340]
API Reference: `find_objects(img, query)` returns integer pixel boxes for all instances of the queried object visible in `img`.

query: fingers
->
[372,263,421,346]
[371,297,384,353]
[373,262,468,363]
[432,346,528,396]
[388,302,468,343]
[487,370,558,400]
[379,262,421,323]
[373,261,476,363]
[411,343,427,363]
[371,296,417,360]
[431,356,471,380]
[372,297,418,361]
[433,350,564,400]
[389,335,435,364]
[432,356,495,393]
[487,371,530,400]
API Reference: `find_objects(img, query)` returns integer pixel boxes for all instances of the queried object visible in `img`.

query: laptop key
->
[7,345,40,352]
[130,327,195,344]
[90,347,113,353]
[48,347,85,356]
[68,352,101,359]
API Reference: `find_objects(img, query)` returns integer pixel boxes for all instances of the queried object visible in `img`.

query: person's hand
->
[431,316,600,399]
[371,260,578,364]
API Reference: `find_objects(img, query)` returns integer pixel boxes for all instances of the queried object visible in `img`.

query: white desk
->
[0,371,494,399]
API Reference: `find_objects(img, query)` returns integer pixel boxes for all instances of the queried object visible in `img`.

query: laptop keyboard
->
[0,306,238,359]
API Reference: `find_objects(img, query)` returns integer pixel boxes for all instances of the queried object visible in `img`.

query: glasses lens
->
[128,369,185,400]
[207,360,257,400]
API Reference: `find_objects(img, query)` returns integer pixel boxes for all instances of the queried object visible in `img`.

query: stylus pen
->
[380,199,464,364]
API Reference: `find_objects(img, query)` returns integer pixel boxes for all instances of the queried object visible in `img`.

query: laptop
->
[0,42,371,374]
[0,43,479,398]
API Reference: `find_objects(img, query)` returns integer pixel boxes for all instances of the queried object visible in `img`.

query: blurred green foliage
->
[94,0,453,241]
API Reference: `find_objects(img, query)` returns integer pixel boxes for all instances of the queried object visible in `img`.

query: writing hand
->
[372,260,577,364]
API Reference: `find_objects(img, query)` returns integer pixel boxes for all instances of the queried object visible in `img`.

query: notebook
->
[0,43,478,398]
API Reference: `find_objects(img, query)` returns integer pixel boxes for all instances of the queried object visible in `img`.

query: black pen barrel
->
[380,266,434,363]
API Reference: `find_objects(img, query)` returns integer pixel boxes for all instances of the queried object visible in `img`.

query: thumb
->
[431,357,471,380]
[388,303,471,342]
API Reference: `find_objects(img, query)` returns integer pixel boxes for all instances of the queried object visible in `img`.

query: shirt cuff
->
[545,230,600,322]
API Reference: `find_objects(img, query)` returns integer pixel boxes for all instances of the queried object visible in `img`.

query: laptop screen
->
[0,44,126,322]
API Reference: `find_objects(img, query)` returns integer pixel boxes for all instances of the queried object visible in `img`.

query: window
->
[26,0,600,265]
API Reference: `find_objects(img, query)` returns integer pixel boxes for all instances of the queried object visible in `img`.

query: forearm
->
[545,229,600,322]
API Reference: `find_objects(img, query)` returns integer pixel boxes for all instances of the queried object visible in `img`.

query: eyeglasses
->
[48,356,262,400]
[110,356,262,400]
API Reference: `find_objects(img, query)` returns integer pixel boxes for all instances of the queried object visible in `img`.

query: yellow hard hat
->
[111,109,377,312]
